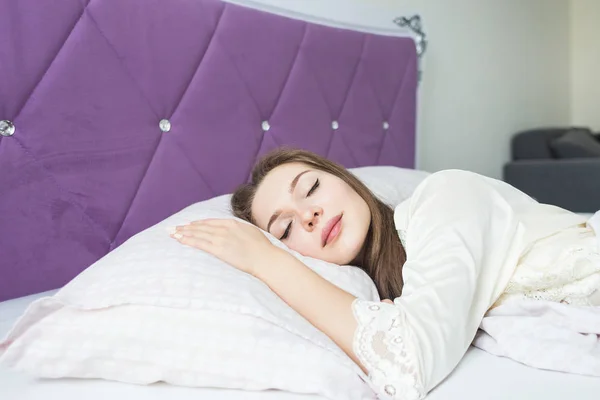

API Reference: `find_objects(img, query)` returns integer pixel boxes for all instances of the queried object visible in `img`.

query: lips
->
[321,214,343,247]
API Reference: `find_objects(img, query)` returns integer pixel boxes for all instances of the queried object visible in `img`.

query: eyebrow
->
[266,169,310,233]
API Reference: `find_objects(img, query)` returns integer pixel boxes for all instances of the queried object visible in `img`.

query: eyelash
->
[281,222,292,240]
[307,179,320,197]
[281,179,320,241]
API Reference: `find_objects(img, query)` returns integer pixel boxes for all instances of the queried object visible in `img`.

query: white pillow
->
[0,195,378,400]
[349,165,430,207]
[0,166,426,399]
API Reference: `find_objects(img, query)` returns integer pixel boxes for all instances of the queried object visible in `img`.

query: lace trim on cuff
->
[352,298,425,400]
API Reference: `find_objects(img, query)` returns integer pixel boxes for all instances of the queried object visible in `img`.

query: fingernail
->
[173,233,183,240]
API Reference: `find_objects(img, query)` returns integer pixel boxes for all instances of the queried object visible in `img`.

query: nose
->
[300,205,323,231]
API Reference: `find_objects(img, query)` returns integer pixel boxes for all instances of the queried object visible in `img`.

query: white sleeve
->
[352,170,526,399]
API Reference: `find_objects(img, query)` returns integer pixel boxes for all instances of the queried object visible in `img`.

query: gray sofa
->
[503,127,600,213]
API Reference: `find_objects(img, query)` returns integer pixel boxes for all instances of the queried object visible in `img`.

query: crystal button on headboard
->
[0,120,15,137]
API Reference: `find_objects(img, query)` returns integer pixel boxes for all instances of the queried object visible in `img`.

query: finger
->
[177,224,220,234]
[174,234,212,251]
[176,225,226,242]
[191,218,236,227]
[171,228,214,244]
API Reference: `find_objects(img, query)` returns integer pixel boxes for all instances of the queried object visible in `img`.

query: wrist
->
[251,245,291,279]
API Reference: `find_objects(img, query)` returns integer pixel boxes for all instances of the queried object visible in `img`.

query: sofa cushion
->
[550,129,600,158]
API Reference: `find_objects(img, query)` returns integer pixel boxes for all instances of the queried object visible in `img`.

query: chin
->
[336,242,363,266]
[347,235,369,265]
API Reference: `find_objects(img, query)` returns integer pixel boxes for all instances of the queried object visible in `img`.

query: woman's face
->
[252,162,371,265]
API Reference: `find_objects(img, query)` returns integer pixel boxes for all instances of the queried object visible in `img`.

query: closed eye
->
[307,179,320,197]
[281,222,292,240]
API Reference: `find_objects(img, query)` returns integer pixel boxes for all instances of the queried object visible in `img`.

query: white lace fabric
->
[352,299,425,400]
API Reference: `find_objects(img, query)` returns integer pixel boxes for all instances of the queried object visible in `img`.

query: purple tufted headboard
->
[0,0,417,301]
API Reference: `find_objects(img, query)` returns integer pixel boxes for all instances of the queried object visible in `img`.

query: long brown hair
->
[231,148,406,299]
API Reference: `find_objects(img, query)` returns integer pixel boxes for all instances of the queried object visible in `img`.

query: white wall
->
[570,0,600,131]
[403,0,571,178]
[229,0,572,179]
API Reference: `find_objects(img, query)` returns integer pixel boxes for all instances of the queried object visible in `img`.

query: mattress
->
[2,292,599,400]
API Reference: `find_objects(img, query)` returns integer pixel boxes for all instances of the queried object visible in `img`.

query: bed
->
[1,0,599,398]
[2,291,599,400]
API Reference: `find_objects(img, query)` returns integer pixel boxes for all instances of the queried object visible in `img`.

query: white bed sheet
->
[1,291,599,400]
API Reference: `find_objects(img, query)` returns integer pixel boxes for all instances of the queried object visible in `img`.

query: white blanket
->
[473,211,600,376]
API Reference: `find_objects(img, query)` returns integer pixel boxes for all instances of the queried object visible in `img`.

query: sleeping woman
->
[171,148,600,399]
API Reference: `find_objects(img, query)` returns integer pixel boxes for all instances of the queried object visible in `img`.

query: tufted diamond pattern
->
[0,0,417,301]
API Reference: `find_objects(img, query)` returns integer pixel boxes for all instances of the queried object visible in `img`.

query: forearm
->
[254,247,364,371]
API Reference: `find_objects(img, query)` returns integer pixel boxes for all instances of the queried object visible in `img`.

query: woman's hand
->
[171,219,277,276]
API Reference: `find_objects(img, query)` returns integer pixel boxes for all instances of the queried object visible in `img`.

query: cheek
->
[318,181,351,206]
[340,183,363,205]
[287,231,319,256]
